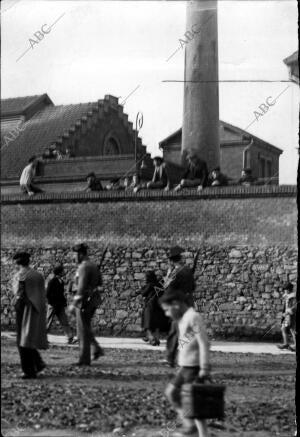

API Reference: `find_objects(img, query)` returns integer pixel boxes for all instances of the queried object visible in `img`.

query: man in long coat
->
[12,252,48,379]
[163,246,195,367]
[69,243,103,366]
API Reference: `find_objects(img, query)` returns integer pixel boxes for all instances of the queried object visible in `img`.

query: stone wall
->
[1,186,297,339]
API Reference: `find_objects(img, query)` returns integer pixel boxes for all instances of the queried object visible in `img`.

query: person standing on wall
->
[163,246,195,367]
[69,244,104,366]
[46,264,75,344]
[12,252,48,379]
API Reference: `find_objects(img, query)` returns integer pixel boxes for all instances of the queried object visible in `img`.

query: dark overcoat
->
[141,283,170,332]
[13,268,48,350]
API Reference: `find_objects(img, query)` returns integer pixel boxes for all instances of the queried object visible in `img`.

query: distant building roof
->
[1,94,148,180]
[1,94,53,116]
[1,101,95,179]
[159,120,283,155]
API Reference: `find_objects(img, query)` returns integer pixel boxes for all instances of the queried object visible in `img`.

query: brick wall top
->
[1,184,297,205]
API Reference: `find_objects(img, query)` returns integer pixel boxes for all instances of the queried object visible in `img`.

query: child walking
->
[277,282,296,352]
[160,287,210,437]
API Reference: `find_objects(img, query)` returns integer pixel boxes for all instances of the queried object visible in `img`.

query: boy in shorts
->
[277,282,296,352]
[160,287,210,437]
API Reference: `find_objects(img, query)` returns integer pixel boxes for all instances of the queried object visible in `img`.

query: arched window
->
[103,136,120,155]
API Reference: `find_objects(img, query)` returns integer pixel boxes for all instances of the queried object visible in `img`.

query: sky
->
[1,0,299,184]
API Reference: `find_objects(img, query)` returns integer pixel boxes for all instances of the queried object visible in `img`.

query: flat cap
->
[168,246,184,259]
[72,243,89,253]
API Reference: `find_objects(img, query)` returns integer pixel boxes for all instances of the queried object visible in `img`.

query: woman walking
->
[12,252,48,379]
[140,271,170,346]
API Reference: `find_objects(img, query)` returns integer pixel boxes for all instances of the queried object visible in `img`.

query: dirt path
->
[1,339,296,437]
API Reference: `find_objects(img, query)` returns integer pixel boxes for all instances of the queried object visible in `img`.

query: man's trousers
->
[75,305,101,365]
[47,305,73,339]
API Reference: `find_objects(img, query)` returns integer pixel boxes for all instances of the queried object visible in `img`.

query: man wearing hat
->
[163,246,195,367]
[69,243,104,365]
[277,282,296,351]
[174,153,208,192]
[147,156,170,191]
[12,251,48,378]
[46,264,74,344]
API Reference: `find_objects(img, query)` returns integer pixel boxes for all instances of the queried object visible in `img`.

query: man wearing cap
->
[174,154,208,192]
[69,244,104,365]
[147,156,170,191]
[163,246,195,367]
[12,252,48,378]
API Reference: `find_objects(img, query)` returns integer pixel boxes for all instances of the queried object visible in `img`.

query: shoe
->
[36,362,46,373]
[93,348,104,360]
[28,191,35,196]
[142,337,149,343]
[21,373,37,379]
[289,345,296,352]
[67,337,77,344]
[277,344,290,350]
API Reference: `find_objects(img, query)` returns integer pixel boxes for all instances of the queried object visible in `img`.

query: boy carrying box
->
[160,286,210,437]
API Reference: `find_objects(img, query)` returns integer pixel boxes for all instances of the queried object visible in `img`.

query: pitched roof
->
[1,101,95,179]
[1,94,53,116]
[159,120,282,155]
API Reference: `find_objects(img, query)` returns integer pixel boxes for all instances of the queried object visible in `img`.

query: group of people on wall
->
[19,153,256,196]
[83,154,256,194]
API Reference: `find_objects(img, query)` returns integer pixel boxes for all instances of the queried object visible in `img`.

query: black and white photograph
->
[1,0,298,436]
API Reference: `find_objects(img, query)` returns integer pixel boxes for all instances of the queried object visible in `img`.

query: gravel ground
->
[1,337,296,437]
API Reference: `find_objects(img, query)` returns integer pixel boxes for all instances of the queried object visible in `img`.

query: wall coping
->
[1,185,297,205]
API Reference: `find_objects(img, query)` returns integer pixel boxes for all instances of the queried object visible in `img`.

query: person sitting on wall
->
[123,176,132,190]
[238,168,255,186]
[84,173,103,192]
[20,156,43,196]
[146,156,171,191]
[208,167,228,187]
[130,173,142,193]
[105,178,124,191]
[174,153,208,192]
